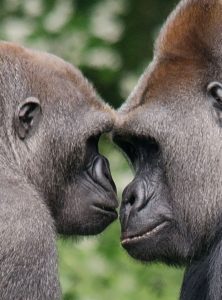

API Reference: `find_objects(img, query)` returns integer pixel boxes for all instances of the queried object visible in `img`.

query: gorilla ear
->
[14,97,42,140]
[207,82,222,108]
[207,82,222,126]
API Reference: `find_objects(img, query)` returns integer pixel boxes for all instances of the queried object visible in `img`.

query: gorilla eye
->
[14,97,42,140]
[207,82,222,106]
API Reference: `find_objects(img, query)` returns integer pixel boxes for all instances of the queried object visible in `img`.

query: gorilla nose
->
[123,179,150,210]
[120,179,152,226]
[92,156,117,193]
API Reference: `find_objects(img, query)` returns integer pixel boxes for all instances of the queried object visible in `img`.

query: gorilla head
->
[113,0,222,289]
[0,42,118,299]
[1,42,117,236]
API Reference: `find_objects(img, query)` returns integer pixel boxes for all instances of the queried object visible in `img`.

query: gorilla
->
[113,0,222,299]
[0,42,117,299]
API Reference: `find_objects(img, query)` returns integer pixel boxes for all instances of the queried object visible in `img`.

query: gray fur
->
[114,0,222,299]
[0,42,116,299]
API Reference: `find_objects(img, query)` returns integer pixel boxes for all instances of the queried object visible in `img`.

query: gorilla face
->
[113,134,176,264]
[1,42,117,236]
[114,80,222,265]
[113,1,222,264]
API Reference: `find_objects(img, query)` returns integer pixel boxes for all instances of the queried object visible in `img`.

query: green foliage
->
[0,0,184,299]
[0,0,176,108]
[58,226,183,300]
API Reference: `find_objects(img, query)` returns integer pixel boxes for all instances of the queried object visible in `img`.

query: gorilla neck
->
[181,236,222,300]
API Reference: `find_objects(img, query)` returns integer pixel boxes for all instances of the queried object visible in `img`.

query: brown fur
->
[119,0,222,115]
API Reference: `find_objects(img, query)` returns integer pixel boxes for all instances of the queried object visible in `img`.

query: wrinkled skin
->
[113,0,222,299]
[0,42,117,299]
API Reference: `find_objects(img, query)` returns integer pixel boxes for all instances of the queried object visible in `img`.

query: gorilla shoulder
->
[0,41,117,299]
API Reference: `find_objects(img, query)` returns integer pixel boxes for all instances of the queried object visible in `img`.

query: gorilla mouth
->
[121,221,169,245]
[92,203,118,218]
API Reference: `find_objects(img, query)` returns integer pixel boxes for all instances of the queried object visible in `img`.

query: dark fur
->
[0,42,117,299]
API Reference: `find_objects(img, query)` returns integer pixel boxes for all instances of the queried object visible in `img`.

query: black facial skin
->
[114,135,178,264]
[53,134,118,236]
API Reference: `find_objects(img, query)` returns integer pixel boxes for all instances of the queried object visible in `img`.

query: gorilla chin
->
[121,221,188,266]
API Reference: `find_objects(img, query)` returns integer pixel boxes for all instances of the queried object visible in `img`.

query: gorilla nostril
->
[103,160,113,181]
[123,186,138,209]
[122,180,151,212]
[91,156,117,193]
[128,193,136,207]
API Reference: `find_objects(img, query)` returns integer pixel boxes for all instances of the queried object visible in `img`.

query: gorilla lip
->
[121,221,168,245]
[92,203,118,218]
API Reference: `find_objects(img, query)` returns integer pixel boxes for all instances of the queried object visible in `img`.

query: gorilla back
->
[0,42,118,299]
[113,0,222,299]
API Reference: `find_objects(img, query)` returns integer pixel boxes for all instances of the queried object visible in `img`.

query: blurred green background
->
[0,0,184,299]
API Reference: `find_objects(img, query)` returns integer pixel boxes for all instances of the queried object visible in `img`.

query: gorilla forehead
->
[0,42,115,139]
[156,0,221,59]
[0,42,108,111]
